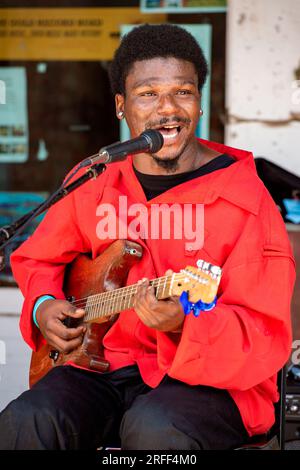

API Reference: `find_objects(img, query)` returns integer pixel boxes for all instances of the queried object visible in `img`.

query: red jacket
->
[11,139,295,437]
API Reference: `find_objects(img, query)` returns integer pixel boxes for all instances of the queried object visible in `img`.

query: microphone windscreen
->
[141,130,164,153]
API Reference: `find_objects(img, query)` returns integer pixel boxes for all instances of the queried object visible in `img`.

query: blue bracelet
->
[179,291,217,318]
[33,295,55,328]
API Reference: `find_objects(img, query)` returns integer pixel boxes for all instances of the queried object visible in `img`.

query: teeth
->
[162,130,178,139]
[162,125,177,129]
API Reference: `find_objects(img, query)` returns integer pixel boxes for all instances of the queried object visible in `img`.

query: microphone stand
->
[0,163,106,272]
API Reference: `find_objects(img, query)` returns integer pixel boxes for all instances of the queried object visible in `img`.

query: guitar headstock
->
[170,259,222,303]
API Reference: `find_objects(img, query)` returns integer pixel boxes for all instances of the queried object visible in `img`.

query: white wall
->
[0,314,31,412]
[225,0,300,176]
[0,288,31,412]
[0,288,23,315]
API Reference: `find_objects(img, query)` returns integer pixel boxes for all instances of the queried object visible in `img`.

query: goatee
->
[151,155,180,173]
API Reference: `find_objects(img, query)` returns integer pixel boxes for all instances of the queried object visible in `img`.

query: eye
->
[140,91,156,97]
[176,89,192,95]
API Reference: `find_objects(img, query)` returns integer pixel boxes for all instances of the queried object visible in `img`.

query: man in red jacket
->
[0,24,295,450]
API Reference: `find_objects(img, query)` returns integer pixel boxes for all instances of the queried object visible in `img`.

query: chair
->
[234,366,286,450]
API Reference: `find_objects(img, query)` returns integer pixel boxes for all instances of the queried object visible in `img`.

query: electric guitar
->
[29,239,222,387]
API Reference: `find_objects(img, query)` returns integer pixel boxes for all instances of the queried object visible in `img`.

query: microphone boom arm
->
[0,130,164,271]
[0,163,106,271]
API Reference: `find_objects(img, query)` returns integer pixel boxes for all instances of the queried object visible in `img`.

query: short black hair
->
[109,24,208,95]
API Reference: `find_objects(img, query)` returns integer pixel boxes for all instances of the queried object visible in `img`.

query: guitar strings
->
[70,275,171,308]
[70,272,214,309]
[75,284,173,319]
[70,273,205,308]
[69,274,215,320]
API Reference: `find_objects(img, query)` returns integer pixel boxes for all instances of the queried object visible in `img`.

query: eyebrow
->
[133,77,197,89]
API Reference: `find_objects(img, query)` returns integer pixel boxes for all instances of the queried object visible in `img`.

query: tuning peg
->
[210,265,222,276]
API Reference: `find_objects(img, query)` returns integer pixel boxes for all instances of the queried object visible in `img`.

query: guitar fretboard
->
[72,274,175,323]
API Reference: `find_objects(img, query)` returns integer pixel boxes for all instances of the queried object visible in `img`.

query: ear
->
[115,94,125,119]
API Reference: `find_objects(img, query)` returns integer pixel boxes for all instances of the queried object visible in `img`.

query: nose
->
[156,93,179,116]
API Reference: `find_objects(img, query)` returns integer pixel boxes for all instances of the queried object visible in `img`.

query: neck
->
[133,138,203,175]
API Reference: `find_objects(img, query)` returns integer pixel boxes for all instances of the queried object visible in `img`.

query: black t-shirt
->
[133,154,236,200]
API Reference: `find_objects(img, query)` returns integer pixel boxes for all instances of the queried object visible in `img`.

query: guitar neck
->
[79,275,174,323]
[71,261,222,323]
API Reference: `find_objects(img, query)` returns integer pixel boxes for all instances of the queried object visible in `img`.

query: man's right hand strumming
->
[35,299,86,354]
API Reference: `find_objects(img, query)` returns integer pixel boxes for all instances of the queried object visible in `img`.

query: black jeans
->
[0,365,249,450]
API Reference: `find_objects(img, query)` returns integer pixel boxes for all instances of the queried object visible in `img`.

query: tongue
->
[160,127,177,133]
[159,127,178,138]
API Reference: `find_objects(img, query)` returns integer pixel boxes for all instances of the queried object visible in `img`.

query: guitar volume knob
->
[49,350,59,362]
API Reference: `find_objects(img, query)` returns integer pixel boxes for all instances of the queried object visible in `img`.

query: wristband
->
[33,295,55,328]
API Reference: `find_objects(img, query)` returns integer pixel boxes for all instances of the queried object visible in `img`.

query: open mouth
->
[155,125,182,140]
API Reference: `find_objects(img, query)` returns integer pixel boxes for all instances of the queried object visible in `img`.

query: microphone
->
[79,129,164,168]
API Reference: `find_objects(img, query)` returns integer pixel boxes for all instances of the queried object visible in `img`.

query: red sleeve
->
[167,194,296,390]
[10,189,89,351]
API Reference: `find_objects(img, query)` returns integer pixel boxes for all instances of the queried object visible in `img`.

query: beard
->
[151,154,181,173]
[151,140,189,173]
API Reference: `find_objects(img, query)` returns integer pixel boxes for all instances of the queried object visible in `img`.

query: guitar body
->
[29,240,143,387]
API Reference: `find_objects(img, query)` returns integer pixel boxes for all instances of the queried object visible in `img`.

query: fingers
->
[47,331,85,354]
[54,317,85,338]
[133,276,184,331]
[165,269,173,276]
[38,299,86,353]
[61,303,85,319]
[46,315,86,353]
[134,278,157,310]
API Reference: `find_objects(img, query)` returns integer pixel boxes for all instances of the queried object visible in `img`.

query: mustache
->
[145,116,191,128]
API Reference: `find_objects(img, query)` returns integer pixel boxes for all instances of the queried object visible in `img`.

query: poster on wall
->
[0,8,166,61]
[0,67,29,163]
[140,0,227,13]
[0,192,47,285]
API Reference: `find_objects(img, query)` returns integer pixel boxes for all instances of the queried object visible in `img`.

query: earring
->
[199,109,203,116]
[118,111,124,119]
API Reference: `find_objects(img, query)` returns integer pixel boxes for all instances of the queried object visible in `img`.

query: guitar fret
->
[90,297,96,321]
[109,290,115,314]
[94,294,102,320]
[110,291,114,308]
[163,275,167,299]
[127,286,135,310]
[156,277,161,300]
[103,290,113,315]
[91,298,95,321]
[89,296,94,321]
[85,304,89,322]
[111,290,117,315]
[98,295,103,319]
[96,295,101,320]
[85,297,91,321]
[169,273,175,297]
[126,290,131,310]
[115,290,121,313]
[116,290,123,313]
[127,287,135,310]
[112,291,117,314]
